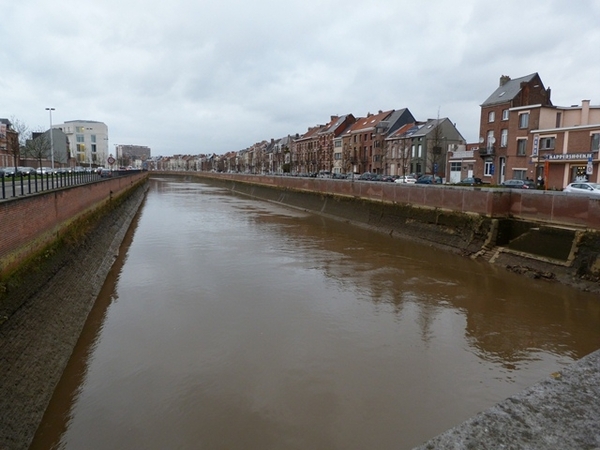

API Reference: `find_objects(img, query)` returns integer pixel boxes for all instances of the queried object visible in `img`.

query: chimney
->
[500,75,511,86]
[582,99,590,126]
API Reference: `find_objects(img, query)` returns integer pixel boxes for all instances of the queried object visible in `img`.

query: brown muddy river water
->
[31,176,600,450]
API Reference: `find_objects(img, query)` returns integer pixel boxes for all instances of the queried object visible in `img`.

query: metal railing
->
[0,170,117,200]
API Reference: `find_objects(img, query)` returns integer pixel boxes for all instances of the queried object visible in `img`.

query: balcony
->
[479,146,495,157]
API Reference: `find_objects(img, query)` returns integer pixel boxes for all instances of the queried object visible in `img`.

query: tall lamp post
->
[45,107,55,169]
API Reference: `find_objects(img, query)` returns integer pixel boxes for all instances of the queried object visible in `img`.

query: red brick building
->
[478,73,552,184]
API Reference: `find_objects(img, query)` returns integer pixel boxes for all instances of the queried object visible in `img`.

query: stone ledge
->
[413,349,600,449]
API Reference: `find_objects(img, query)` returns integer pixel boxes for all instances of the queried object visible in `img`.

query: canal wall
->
[0,179,148,450]
[413,347,600,449]
[171,172,600,293]
[0,172,148,279]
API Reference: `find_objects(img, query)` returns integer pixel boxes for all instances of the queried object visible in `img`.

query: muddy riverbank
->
[0,182,147,450]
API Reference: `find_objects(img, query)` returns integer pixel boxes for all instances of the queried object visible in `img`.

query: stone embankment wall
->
[0,172,148,278]
[0,179,148,450]
[196,172,600,229]
[172,172,600,292]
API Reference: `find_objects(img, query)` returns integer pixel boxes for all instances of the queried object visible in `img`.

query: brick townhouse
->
[478,73,553,184]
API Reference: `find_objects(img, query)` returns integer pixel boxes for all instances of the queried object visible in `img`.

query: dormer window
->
[488,111,495,123]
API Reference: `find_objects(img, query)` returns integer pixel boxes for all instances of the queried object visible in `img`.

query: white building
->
[54,120,109,167]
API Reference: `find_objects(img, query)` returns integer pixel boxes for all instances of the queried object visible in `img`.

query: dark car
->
[358,172,376,181]
[0,167,15,177]
[415,174,442,184]
[16,166,36,176]
[501,179,535,189]
[458,177,483,186]
[99,169,113,178]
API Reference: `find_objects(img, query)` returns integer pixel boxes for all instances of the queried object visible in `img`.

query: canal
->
[31,176,600,450]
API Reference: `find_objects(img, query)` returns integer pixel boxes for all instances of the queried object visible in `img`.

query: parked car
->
[563,182,600,197]
[415,174,442,184]
[457,177,483,186]
[501,179,536,189]
[358,172,376,181]
[36,167,54,175]
[0,167,15,177]
[395,175,417,184]
[99,168,113,178]
[331,173,347,180]
[381,175,395,182]
[16,166,36,176]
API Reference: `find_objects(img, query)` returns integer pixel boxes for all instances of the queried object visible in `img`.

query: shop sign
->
[544,152,593,161]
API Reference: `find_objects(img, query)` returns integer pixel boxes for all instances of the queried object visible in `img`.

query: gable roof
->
[481,73,538,107]
[347,110,393,134]
[385,122,420,140]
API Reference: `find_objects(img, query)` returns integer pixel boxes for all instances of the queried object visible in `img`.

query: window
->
[517,139,527,156]
[76,126,85,132]
[334,152,341,160]
[417,144,422,157]
[539,137,555,150]
[502,109,509,120]
[76,143,85,153]
[486,130,495,149]
[484,160,494,176]
[519,112,529,129]
[591,133,600,152]
[92,144,97,153]
[556,112,562,128]
[513,169,526,180]
[411,145,416,158]
[500,129,508,148]
[450,162,461,171]
[91,135,96,143]
[488,111,495,122]
[76,134,84,143]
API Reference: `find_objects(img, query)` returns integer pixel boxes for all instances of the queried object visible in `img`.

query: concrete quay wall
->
[166,172,600,291]
[0,172,148,279]
[194,172,600,229]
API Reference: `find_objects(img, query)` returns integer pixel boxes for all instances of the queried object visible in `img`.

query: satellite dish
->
[490,137,496,144]
[479,136,484,143]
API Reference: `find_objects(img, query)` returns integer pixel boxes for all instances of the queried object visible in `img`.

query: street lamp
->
[45,107,55,169]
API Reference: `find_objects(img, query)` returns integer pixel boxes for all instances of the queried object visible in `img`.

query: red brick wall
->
[0,173,147,276]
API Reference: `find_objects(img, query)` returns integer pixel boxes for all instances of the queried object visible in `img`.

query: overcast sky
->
[2,0,599,156]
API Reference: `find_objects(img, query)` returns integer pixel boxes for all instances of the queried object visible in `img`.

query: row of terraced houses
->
[152,73,599,190]
[3,73,599,190]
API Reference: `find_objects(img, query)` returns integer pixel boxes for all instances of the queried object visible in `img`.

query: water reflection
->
[32,176,600,450]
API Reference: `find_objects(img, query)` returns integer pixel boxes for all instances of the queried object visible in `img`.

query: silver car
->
[563,182,600,197]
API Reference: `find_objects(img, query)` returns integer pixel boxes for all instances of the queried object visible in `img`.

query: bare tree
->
[427,121,445,178]
[8,116,29,170]
[24,129,51,170]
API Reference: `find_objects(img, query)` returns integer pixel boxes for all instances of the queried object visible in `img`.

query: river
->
[31,176,600,450]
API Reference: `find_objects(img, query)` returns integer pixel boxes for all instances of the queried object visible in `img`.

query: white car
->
[563,182,600,197]
[395,175,417,184]
[36,167,54,175]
